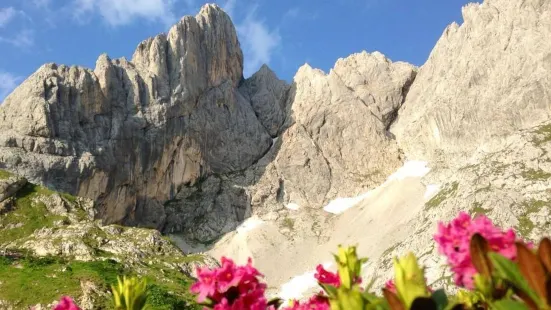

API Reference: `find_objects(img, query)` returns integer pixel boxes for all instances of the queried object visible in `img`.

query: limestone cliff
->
[162,52,416,242]
[0,4,271,229]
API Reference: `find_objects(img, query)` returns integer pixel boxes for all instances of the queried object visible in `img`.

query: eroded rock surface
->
[367,122,551,292]
[392,0,551,166]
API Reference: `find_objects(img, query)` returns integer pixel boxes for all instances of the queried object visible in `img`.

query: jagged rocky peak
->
[131,2,244,101]
[392,0,551,166]
[239,64,290,137]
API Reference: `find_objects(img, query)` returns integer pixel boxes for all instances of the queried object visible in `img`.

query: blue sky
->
[0,0,480,101]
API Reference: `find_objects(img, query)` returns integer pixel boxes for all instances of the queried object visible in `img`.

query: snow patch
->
[286,203,300,211]
[424,184,441,200]
[236,217,264,234]
[323,192,372,214]
[323,161,432,214]
[278,262,333,303]
[386,160,431,182]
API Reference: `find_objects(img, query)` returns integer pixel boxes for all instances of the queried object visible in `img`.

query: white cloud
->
[0,7,17,27]
[72,0,177,27]
[0,71,21,102]
[235,5,281,77]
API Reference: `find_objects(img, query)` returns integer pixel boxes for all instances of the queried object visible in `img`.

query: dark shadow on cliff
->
[159,81,299,254]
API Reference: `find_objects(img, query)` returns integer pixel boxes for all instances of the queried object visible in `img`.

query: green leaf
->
[488,252,541,306]
[491,299,530,310]
[430,289,449,310]
[320,283,339,299]
[363,291,384,304]
[365,299,391,310]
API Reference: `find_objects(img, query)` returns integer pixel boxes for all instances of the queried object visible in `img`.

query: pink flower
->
[191,267,217,303]
[215,257,243,293]
[53,296,80,310]
[434,212,524,289]
[314,265,340,287]
[190,257,272,309]
[384,280,397,294]
[284,294,330,310]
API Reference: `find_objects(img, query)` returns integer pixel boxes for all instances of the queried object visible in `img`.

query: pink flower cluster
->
[190,257,274,310]
[53,296,80,310]
[434,211,520,288]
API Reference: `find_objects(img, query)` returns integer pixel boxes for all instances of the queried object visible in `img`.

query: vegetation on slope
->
[0,170,203,309]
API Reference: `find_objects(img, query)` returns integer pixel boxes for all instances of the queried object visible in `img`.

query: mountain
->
[0,0,550,307]
[0,4,416,244]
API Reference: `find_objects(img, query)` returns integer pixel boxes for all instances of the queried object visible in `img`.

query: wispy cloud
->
[0,28,34,48]
[32,0,52,9]
[182,0,195,9]
[223,0,237,17]
[0,7,17,27]
[229,3,281,77]
[0,6,35,48]
[283,7,300,20]
[72,0,178,27]
[0,71,21,102]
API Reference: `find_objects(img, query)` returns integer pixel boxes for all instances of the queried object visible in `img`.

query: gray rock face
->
[239,65,290,137]
[0,176,26,203]
[0,4,272,228]
[247,52,416,214]
[392,0,551,166]
[281,53,416,200]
